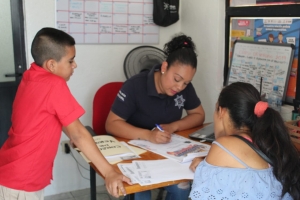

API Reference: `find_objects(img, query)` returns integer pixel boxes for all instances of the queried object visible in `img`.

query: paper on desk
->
[80,142,146,164]
[117,159,194,186]
[79,152,137,164]
[128,134,210,163]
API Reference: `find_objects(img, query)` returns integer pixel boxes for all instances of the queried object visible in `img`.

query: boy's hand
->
[105,170,132,198]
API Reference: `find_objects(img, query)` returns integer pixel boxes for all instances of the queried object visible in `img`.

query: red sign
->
[238,20,250,26]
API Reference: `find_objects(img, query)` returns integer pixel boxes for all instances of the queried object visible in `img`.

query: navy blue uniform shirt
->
[111,65,201,130]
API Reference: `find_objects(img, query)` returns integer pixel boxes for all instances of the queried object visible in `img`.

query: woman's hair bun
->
[164,33,195,56]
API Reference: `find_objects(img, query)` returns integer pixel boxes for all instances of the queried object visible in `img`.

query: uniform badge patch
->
[117,90,126,101]
[174,95,185,109]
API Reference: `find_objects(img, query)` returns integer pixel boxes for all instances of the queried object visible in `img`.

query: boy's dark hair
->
[31,27,75,66]
[163,33,197,69]
[218,82,300,199]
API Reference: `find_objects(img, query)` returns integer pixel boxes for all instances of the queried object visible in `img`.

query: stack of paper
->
[76,135,146,164]
[117,159,194,186]
[79,142,145,164]
[128,134,210,163]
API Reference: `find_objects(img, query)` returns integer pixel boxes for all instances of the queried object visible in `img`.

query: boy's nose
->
[73,62,77,69]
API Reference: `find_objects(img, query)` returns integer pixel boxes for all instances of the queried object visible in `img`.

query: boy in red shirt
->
[0,27,131,199]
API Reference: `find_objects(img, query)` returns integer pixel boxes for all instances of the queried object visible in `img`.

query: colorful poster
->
[257,0,300,4]
[230,0,300,6]
[230,17,300,102]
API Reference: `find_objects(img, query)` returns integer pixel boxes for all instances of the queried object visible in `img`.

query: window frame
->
[10,0,26,85]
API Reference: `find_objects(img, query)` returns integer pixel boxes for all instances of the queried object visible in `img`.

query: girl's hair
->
[218,82,300,199]
[163,33,197,69]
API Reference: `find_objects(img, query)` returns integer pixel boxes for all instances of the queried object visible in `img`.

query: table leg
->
[90,166,96,200]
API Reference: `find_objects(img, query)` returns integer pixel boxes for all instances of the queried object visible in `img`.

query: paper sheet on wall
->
[55,0,159,44]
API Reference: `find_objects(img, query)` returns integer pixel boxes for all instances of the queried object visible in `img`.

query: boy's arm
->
[63,119,132,197]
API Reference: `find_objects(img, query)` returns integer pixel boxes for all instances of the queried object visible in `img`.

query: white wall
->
[181,1,225,122]
[23,0,226,196]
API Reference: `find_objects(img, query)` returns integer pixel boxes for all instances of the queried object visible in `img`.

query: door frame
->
[0,0,26,147]
[2,0,27,88]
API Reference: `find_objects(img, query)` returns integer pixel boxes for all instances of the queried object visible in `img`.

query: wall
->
[23,0,226,196]
[181,1,225,122]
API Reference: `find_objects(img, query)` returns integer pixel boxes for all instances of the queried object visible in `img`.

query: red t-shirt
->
[0,63,85,191]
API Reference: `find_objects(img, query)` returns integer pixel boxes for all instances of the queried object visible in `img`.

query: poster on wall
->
[230,0,300,6]
[229,17,300,103]
[55,0,159,44]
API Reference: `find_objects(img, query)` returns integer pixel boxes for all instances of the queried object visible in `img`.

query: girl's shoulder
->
[205,136,245,168]
[206,136,269,169]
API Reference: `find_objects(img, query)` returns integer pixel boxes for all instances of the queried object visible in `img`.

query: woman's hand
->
[160,123,178,134]
[148,128,172,144]
[104,169,132,198]
[189,157,204,172]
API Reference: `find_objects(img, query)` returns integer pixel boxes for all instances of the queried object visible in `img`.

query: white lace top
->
[189,141,292,200]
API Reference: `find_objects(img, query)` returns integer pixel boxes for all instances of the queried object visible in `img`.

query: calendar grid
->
[56,0,159,44]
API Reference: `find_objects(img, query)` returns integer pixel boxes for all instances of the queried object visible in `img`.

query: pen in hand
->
[155,124,164,132]
[155,124,172,143]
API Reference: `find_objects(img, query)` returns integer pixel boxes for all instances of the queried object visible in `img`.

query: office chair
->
[86,82,124,200]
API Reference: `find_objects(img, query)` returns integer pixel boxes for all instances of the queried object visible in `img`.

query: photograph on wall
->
[229,17,300,103]
[230,0,300,6]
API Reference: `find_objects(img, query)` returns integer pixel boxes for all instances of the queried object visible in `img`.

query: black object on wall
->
[153,0,179,27]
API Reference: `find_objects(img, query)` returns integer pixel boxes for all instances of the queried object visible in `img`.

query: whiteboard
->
[226,40,295,102]
[55,0,159,44]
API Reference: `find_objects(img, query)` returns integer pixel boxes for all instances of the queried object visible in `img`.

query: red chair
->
[92,82,124,136]
[86,82,123,200]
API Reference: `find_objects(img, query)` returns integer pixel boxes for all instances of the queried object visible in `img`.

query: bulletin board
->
[55,0,159,44]
[226,40,295,102]
[230,0,300,7]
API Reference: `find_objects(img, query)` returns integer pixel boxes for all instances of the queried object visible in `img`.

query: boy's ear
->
[44,59,56,73]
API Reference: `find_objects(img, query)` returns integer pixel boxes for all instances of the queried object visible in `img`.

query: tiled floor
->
[44,185,164,200]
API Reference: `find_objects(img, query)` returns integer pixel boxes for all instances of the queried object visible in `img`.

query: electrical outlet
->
[61,140,70,154]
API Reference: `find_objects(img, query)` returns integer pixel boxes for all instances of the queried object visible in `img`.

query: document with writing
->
[128,134,210,163]
[79,141,146,164]
[76,135,146,164]
[75,135,132,157]
[117,159,194,186]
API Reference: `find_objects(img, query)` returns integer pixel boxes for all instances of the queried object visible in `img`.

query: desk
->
[89,125,204,198]
[88,125,300,199]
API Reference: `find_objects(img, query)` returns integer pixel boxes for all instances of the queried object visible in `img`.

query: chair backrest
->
[92,82,123,135]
